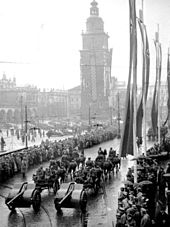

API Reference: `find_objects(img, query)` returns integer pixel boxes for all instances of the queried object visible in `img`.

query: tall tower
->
[80,0,112,121]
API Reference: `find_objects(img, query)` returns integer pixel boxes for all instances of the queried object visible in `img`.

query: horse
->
[89,166,104,194]
[68,160,77,180]
[76,155,86,169]
[56,168,67,185]
[102,159,113,180]
[95,154,105,169]
[111,157,121,174]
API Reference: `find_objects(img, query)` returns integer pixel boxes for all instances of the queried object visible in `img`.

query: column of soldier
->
[0,127,116,182]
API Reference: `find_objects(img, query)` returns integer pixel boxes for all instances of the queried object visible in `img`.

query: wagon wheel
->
[80,191,87,213]
[32,190,41,212]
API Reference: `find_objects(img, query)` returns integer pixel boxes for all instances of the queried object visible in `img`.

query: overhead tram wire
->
[0,61,31,65]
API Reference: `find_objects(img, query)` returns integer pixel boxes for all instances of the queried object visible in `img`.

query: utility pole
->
[20,95,23,133]
[110,106,113,125]
[24,105,30,149]
[67,90,70,120]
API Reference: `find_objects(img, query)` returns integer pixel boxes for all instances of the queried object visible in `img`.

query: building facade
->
[109,77,127,122]
[0,74,81,127]
[37,89,67,121]
[80,0,112,120]
[0,74,38,126]
[68,86,81,120]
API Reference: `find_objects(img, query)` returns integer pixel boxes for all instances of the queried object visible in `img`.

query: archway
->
[0,109,6,123]
[6,109,13,123]
[14,109,20,124]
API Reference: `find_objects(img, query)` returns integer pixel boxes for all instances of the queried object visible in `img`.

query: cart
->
[5,182,41,212]
[54,182,87,213]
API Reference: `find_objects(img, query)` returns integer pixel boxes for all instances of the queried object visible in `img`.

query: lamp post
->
[20,95,23,133]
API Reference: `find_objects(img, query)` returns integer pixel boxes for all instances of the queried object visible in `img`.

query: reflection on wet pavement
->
[0,139,135,227]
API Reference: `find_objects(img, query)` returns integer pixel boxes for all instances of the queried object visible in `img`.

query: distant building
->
[109,77,127,122]
[80,0,112,121]
[0,73,16,89]
[0,74,81,126]
[37,89,67,121]
[68,86,81,120]
[0,74,38,125]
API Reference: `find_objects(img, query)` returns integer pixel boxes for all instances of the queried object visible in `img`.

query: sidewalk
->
[1,133,72,153]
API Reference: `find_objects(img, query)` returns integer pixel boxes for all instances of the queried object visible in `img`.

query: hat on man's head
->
[118,207,125,212]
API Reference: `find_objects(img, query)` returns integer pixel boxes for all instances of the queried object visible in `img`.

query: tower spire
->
[90,0,99,16]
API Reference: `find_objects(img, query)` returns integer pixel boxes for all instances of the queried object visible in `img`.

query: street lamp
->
[24,105,30,149]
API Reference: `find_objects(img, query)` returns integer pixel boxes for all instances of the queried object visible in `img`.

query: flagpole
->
[131,0,138,184]
[140,0,144,22]
[141,0,144,22]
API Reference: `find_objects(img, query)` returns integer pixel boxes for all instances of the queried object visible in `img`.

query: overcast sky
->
[0,0,170,89]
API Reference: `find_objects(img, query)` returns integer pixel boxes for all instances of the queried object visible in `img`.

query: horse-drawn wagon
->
[95,154,105,168]
[108,150,121,172]
[32,167,59,194]
[5,182,41,212]
[54,182,87,213]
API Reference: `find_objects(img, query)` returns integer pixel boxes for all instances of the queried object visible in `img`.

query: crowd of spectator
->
[0,126,117,182]
[146,140,170,159]
[116,156,170,227]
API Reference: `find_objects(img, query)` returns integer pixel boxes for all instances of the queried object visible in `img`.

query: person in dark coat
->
[155,207,169,227]
[165,162,170,174]
[158,166,166,203]
[140,208,151,227]
[21,157,27,178]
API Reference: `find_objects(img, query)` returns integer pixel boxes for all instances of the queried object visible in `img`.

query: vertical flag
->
[167,48,170,127]
[157,42,162,143]
[127,90,134,155]
[151,33,162,136]
[136,16,150,138]
[136,17,145,138]
[119,0,134,157]
[151,73,158,136]
[130,0,138,184]
[119,0,137,158]
[144,28,150,102]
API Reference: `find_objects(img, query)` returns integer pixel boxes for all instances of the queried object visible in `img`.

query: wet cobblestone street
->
[0,138,136,227]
